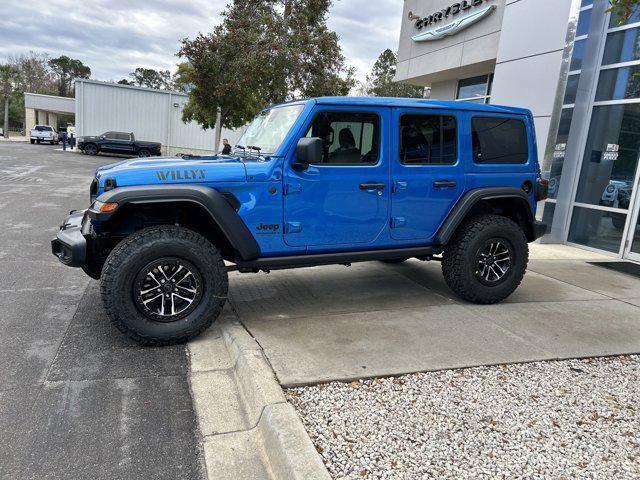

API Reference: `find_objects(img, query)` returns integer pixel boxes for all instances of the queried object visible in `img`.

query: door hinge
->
[393,181,408,193]
[391,217,406,228]
[285,222,302,234]
[284,183,302,195]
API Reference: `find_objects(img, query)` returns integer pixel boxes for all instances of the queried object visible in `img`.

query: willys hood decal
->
[95,155,248,185]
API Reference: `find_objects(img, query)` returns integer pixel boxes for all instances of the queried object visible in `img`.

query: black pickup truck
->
[78,131,162,157]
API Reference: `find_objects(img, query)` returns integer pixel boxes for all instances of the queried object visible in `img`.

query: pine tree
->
[365,49,424,98]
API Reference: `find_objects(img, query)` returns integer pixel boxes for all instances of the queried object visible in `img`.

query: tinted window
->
[304,112,380,165]
[102,132,116,139]
[576,9,591,37]
[602,28,640,65]
[35,126,53,131]
[571,39,586,71]
[564,74,580,104]
[114,133,131,141]
[472,117,529,164]
[399,115,457,165]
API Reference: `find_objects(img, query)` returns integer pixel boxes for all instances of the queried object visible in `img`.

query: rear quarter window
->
[471,117,529,164]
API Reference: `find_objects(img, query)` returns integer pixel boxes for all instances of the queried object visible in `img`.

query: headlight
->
[606,185,616,193]
[91,200,118,213]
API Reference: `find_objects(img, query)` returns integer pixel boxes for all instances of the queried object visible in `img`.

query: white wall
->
[490,0,574,161]
[75,80,241,154]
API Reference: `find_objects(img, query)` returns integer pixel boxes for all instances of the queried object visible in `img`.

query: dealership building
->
[397,0,640,262]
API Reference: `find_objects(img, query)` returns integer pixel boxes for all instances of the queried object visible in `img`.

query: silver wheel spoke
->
[137,261,200,320]
[476,241,512,284]
[142,294,162,306]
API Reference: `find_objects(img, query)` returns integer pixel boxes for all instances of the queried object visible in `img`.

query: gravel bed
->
[286,356,640,479]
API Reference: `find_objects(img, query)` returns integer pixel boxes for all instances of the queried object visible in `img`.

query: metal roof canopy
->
[24,93,75,115]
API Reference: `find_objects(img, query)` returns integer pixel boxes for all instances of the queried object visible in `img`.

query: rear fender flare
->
[436,187,534,245]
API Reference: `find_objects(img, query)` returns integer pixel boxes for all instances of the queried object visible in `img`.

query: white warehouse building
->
[74,79,240,156]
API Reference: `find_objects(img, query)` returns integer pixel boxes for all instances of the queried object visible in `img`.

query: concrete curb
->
[188,315,330,480]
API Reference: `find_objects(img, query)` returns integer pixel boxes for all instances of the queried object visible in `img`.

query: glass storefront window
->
[547,108,574,200]
[457,75,492,102]
[609,8,640,28]
[568,206,627,253]
[630,213,640,254]
[577,9,592,37]
[602,27,640,65]
[596,66,640,101]
[575,104,640,208]
[563,74,580,104]
[571,39,586,71]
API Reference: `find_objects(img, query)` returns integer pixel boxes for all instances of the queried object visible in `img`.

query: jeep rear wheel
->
[442,214,528,304]
[100,225,228,345]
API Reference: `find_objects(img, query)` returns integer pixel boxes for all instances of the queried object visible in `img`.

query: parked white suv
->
[30,125,58,145]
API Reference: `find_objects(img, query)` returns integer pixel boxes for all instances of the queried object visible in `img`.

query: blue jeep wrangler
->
[52,97,548,345]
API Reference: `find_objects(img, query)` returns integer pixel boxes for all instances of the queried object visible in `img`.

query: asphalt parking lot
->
[0,143,202,480]
[2,141,640,479]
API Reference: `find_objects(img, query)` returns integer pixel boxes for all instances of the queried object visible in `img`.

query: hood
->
[95,155,248,187]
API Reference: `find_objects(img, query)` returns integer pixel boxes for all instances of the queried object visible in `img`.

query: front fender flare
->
[90,185,260,261]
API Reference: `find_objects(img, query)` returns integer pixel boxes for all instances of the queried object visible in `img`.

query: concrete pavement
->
[230,247,640,387]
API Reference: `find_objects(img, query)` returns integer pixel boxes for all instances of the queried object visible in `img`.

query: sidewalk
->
[229,244,640,387]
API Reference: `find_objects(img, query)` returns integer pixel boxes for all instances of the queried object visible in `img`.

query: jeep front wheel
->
[100,225,228,345]
[442,214,528,304]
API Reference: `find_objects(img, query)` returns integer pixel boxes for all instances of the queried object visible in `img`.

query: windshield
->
[236,103,305,155]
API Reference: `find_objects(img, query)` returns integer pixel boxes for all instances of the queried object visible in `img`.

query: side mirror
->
[293,137,322,171]
[100,136,106,140]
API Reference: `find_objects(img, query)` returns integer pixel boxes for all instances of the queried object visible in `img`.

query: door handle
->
[433,180,457,188]
[359,183,385,191]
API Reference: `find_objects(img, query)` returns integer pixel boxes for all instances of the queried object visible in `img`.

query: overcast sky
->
[1,0,403,84]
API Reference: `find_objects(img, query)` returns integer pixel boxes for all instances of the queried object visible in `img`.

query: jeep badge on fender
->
[51,97,547,346]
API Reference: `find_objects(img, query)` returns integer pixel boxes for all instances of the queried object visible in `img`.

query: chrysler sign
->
[411,0,496,42]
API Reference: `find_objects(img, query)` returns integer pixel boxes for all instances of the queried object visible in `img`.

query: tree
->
[8,52,55,95]
[0,65,20,136]
[48,55,91,97]
[364,49,424,98]
[178,0,355,135]
[129,67,174,90]
[608,0,640,23]
[117,78,134,86]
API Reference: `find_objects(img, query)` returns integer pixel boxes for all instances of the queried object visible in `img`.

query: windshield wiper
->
[247,145,262,153]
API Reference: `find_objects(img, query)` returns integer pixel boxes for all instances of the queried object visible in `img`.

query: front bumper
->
[532,220,548,241]
[51,210,88,267]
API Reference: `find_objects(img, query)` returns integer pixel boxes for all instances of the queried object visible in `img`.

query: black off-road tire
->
[30,139,35,144]
[138,148,150,157]
[100,225,228,346]
[442,214,528,304]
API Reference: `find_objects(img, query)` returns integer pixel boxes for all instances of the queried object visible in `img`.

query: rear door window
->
[399,114,457,165]
[471,117,529,164]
